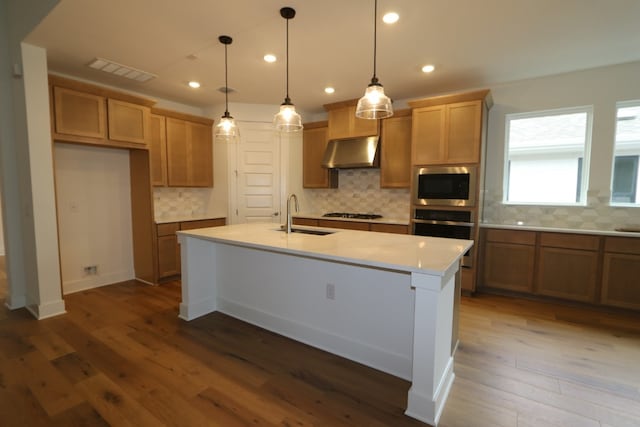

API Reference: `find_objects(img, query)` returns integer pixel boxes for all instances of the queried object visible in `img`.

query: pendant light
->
[273,7,303,132]
[355,0,393,120]
[215,35,239,142]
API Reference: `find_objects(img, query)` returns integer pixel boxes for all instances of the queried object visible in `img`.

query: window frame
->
[610,100,640,207]
[502,106,593,206]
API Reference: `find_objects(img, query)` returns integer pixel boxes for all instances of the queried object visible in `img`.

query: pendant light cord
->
[285,16,290,103]
[224,42,230,115]
[372,0,377,81]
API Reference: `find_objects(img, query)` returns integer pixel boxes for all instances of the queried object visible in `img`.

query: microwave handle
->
[413,219,476,227]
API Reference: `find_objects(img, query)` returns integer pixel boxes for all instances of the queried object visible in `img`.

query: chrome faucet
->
[286,193,299,233]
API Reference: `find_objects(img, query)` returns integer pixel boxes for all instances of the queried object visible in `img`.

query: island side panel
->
[178,235,218,320]
[214,243,416,380]
[405,268,457,426]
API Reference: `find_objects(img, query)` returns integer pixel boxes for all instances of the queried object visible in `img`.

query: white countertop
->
[480,223,640,238]
[294,214,410,226]
[178,222,471,276]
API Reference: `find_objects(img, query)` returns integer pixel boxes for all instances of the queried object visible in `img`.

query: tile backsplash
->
[153,187,209,219]
[301,169,411,220]
[482,189,640,230]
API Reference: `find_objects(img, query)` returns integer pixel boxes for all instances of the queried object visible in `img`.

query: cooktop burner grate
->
[322,212,383,220]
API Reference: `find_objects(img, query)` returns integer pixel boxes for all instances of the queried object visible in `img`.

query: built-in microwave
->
[414,165,477,207]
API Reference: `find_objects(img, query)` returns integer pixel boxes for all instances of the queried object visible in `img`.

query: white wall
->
[483,60,640,230]
[54,143,135,294]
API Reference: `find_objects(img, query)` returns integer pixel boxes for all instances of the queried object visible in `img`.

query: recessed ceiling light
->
[264,54,277,63]
[383,12,399,24]
[324,87,335,94]
[422,64,435,73]
[188,81,201,89]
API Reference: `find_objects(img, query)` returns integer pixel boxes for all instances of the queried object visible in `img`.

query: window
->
[504,107,592,205]
[611,102,640,205]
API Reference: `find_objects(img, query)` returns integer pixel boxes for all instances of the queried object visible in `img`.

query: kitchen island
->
[177,223,472,426]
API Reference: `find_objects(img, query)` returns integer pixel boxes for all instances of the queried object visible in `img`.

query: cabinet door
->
[446,101,482,164]
[107,99,149,145]
[483,241,535,292]
[157,235,180,278]
[53,86,106,139]
[149,114,167,186]
[536,247,599,302]
[327,107,352,140]
[412,105,445,165]
[601,253,640,310]
[188,121,213,187]
[166,118,189,186]
[327,105,378,140]
[303,125,336,188]
[380,113,411,188]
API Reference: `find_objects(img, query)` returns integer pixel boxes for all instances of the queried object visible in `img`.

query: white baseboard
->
[63,270,134,294]
[26,298,66,319]
[218,297,412,380]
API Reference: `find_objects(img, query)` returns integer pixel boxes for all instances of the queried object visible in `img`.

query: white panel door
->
[236,123,281,223]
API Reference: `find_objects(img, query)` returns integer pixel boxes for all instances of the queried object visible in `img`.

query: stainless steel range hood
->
[321,136,380,169]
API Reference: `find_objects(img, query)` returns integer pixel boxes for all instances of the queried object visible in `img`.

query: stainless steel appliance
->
[413,208,474,267]
[414,165,477,207]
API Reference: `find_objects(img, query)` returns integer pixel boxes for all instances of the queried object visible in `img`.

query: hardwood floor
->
[0,279,639,426]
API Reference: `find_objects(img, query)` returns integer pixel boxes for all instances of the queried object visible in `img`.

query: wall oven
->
[413,208,475,268]
[414,165,477,207]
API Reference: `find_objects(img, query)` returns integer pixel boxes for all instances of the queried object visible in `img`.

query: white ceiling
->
[26,0,640,115]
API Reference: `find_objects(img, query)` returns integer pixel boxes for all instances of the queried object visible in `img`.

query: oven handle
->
[413,219,476,227]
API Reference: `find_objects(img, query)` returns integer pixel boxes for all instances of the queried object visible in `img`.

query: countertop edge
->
[480,223,640,238]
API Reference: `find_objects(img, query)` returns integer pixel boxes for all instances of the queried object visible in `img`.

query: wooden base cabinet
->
[601,237,640,310]
[535,233,600,303]
[156,218,226,281]
[482,229,536,292]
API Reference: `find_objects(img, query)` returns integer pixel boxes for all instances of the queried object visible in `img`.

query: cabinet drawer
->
[370,223,409,234]
[539,232,600,251]
[157,222,179,237]
[318,219,370,231]
[180,218,225,231]
[604,236,640,255]
[293,217,319,227]
[486,229,536,245]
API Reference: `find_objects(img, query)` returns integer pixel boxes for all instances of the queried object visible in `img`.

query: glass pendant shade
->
[355,82,393,119]
[356,0,393,120]
[214,112,239,141]
[274,102,302,132]
[215,35,238,143]
[274,7,303,132]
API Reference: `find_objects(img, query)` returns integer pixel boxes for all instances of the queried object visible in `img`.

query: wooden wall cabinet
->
[53,86,107,140]
[535,233,600,303]
[152,109,214,188]
[50,75,154,149]
[107,99,150,145]
[601,237,640,310]
[324,100,379,140]
[482,229,536,292]
[302,121,337,188]
[411,100,482,165]
[380,109,412,188]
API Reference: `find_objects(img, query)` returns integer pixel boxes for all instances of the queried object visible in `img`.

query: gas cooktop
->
[322,212,383,220]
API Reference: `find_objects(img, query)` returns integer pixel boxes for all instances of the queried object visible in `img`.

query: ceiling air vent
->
[87,57,156,83]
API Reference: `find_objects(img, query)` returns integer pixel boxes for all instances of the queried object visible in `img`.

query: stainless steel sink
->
[276,226,334,236]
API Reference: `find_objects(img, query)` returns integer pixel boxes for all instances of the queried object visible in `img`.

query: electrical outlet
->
[326,283,335,300]
[83,265,98,275]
